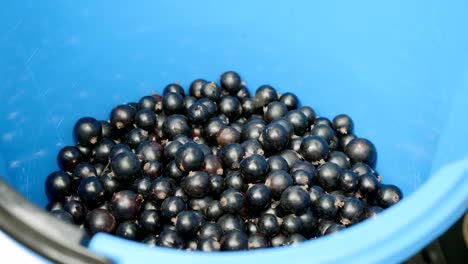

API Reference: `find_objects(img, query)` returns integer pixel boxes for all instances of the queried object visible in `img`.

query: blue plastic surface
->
[1,0,468,263]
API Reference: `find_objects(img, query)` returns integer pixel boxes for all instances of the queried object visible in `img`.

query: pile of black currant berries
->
[45,71,403,251]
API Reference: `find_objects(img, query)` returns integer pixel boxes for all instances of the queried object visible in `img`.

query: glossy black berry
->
[241,98,256,117]
[161,196,186,220]
[201,82,222,101]
[298,208,317,236]
[286,110,308,135]
[245,184,270,210]
[203,155,224,176]
[189,196,213,213]
[181,171,211,198]
[289,160,315,175]
[217,126,241,146]
[138,95,156,111]
[220,230,248,251]
[257,214,280,236]
[299,106,316,126]
[358,173,380,197]
[265,170,293,200]
[377,184,403,208]
[300,135,329,164]
[99,174,120,198]
[207,174,224,196]
[84,209,116,235]
[327,151,351,169]
[182,96,196,112]
[45,171,73,201]
[289,137,303,153]
[332,114,354,135]
[197,237,221,252]
[125,128,148,149]
[248,234,270,249]
[116,221,140,241]
[310,124,336,145]
[202,196,223,219]
[242,120,265,141]
[110,143,131,160]
[366,206,383,218]
[136,141,163,163]
[139,210,160,233]
[339,170,359,193]
[280,186,310,214]
[314,117,332,127]
[186,102,210,124]
[57,146,82,172]
[314,194,339,219]
[149,177,175,201]
[74,117,102,146]
[77,176,105,207]
[198,222,222,241]
[279,149,301,168]
[131,176,152,198]
[135,109,156,131]
[163,114,190,139]
[236,85,250,102]
[76,144,92,161]
[220,71,242,93]
[176,142,205,172]
[220,143,244,169]
[219,96,242,119]
[268,155,289,172]
[351,162,376,177]
[111,151,141,183]
[110,104,136,130]
[281,214,302,234]
[260,123,289,153]
[175,210,202,237]
[254,85,278,108]
[93,138,115,164]
[284,234,306,245]
[270,234,288,247]
[273,117,294,138]
[157,230,184,249]
[308,185,324,204]
[100,121,112,138]
[219,188,244,214]
[224,170,247,192]
[239,154,268,182]
[345,138,377,167]
[189,79,207,98]
[163,82,185,96]
[264,102,288,123]
[278,92,297,109]
[63,200,87,224]
[110,190,143,221]
[217,213,245,233]
[316,162,342,191]
[291,170,313,187]
[339,134,357,150]
[339,197,365,225]
[163,161,184,181]
[198,98,218,116]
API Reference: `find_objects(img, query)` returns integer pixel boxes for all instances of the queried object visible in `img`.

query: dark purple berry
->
[45,171,73,201]
[84,209,116,235]
[57,146,82,172]
[74,117,102,146]
[377,184,403,208]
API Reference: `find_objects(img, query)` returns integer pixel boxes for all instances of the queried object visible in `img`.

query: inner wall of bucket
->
[0,1,466,207]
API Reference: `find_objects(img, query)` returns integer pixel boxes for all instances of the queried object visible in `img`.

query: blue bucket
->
[1,1,467,263]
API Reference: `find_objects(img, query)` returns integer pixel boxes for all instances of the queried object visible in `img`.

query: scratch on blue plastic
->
[0,0,467,263]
